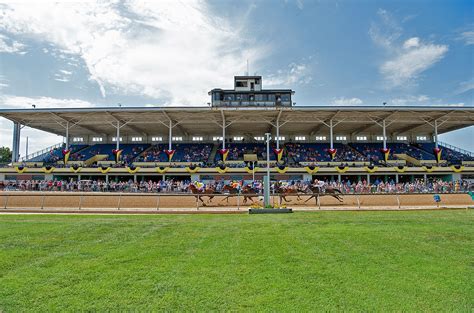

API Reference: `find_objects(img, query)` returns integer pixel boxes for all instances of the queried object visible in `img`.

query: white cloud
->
[390,95,430,105]
[455,79,474,95]
[403,37,419,49]
[0,95,94,109]
[266,62,312,87]
[59,69,72,75]
[368,9,402,49]
[459,30,474,45]
[0,95,95,152]
[381,42,448,87]
[0,75,8,89]
[370,10,448,88]
[0,33,26,54]
[296,0,304,10]
[0,0,268,105]
[332,97,363,105]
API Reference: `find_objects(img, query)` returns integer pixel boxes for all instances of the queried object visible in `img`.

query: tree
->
[0,146,12,163]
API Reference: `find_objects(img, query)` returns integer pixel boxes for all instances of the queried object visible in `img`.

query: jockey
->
[194,181,204,191]
[313,179,326,191]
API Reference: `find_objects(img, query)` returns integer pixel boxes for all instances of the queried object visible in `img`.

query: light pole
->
[264,132,271,207]
[252,160,255,183]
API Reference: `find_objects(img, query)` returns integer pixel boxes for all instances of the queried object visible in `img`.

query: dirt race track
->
[0,191,472,213]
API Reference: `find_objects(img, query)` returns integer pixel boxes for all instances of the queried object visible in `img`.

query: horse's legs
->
[199,196,207,206]
[305,195,315,203]
[331,194,343,202]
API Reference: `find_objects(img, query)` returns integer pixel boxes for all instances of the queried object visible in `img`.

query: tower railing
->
[19,142,64,162]
[438,141,474,157]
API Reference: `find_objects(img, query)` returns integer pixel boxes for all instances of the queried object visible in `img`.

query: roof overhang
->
[0,106,472,138]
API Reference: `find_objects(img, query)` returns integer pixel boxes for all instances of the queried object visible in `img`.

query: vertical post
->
[222,115,226,150]
[168,120,172,150]
[78,193,84,210]
[382,119,387,150]
[4,195,9,209]
[65,121,70,150]
[264,133,271,207]
[237,192,240,210]
[117,193,122,210]
[25,136,29,159]
[116,121,120,150]
[252,161,255,183]
[329,119,334,149]
[395,173,399,183]
[12,122,21,162]
[276,119,280,149]
[434,120,438,149]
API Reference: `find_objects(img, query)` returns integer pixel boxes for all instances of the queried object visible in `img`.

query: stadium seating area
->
[349,142,434,161]
[416,143,474,161]
[215,143,276,162]
[70,144,149,163]
[137,143,212,162]
[29,144,88,163]
[25,141,472,165]
[285,143,367,163]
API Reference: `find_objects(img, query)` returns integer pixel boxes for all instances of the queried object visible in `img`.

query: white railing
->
[438,141,474,157]
[20,142,64,162]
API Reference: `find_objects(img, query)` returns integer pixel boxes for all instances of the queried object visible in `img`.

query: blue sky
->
[0,0,472,153]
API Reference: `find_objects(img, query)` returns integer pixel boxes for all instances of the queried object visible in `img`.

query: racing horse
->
[274,182,303,203]
[300,184,344,203]
[221,184,260,204]
[188,184,218,206]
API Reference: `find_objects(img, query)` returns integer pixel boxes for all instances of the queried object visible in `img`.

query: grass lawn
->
[0,210,473,311]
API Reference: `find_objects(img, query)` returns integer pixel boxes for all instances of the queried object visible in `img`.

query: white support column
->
[25,136,29,159]
[116,121,120,150]
[276,110,282,149]
[264,132,271,207]
[329,119,334,149]
[12,122,21,162]
[434,119,438,149]
[65,121,70,150]
[222,117,226,150]
[382,119,387,150]
[168,120,172,150]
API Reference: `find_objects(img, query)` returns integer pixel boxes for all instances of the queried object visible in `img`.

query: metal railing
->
[438,141,474,157]
[1,191,470,211]
[19,142,64,162]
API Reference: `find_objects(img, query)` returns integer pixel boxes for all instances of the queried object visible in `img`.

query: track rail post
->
[396,194,401,209]
[117,193,122,210]
[237,192,240,210]
[41,193,46,210]
[4,195,9,209]
[357,195,360,209]
[78,193,84,210]
[156,194,160,211]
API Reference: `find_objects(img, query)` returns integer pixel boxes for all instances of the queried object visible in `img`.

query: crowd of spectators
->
[2,178,471,194]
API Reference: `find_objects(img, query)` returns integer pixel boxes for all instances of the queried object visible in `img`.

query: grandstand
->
[0,76,473,183]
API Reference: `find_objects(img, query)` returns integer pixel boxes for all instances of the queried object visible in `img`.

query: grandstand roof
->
[0,106,473,137]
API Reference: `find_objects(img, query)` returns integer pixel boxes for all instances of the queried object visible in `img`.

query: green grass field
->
[0,210,472,311]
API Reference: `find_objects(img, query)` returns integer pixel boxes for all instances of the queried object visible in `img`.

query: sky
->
[0,0,472,155]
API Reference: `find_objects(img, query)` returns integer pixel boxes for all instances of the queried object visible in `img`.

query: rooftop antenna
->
[246,59,249,76]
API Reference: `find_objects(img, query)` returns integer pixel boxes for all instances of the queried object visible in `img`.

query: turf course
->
[0,210,472,311]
